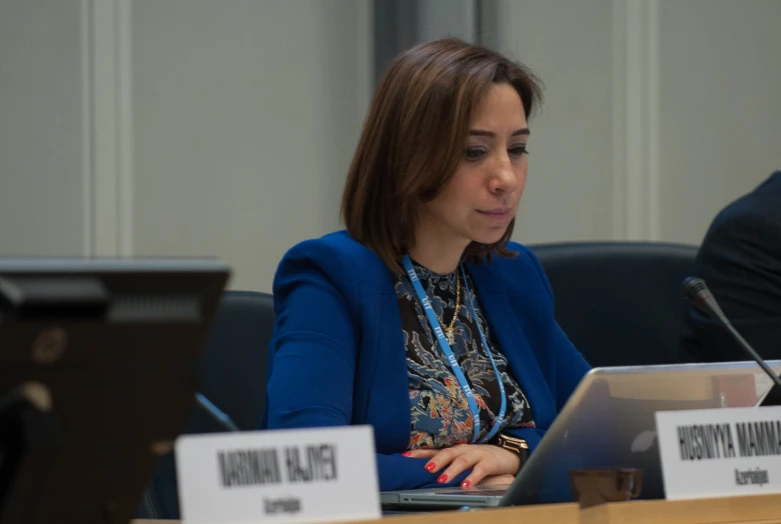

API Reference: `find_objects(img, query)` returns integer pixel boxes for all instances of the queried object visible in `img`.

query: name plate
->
[656,406,781,500]
[175,426,380,524]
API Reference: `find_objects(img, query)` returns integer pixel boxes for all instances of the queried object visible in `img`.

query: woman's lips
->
[477,208,512,221]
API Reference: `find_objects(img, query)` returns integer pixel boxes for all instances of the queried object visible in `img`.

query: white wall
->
[130,0,372,291]
[657,0,781,243]
[0,0,85,256]
[1,0,779,292]
[495,0,781,246]
[0,0,371,292]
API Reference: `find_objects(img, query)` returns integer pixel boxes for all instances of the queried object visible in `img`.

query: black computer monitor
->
[0,258,229,524]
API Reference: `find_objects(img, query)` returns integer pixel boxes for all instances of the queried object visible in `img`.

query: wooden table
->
[131,502,578,524]
[580,493,781,524]
[132,493,781,524]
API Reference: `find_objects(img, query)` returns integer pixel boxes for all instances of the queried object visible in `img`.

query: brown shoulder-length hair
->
[341,38,543,274]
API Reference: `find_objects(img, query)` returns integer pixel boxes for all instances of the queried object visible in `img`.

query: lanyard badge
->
[402,255,507,444]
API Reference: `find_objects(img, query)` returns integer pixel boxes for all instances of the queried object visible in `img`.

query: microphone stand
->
[683,277,781,405]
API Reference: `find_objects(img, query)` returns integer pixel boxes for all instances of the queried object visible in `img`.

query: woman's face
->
[418,82,529,248]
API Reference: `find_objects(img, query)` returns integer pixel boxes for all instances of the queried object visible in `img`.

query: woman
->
[261,38,590,491]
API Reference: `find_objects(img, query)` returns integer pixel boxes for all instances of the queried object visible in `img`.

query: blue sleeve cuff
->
[376,454,472,491]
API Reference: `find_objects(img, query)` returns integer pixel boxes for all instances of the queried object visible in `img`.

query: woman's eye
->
[465,148,485,160]
[509,145,529,156]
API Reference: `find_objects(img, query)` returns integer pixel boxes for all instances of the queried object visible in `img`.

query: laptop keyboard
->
[427,485,510,496]
[430,489,506,496]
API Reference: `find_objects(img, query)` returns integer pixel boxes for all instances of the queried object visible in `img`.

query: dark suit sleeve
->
[681,209,781,362]
[520,246,591,410]
[263,241,469,491]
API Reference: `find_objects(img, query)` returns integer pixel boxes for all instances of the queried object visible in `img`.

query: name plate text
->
[175,426,380,524]
[656,406,781,500]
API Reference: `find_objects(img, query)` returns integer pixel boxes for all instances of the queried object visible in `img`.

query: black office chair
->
[138,290,275,519]
[529,242,698,368]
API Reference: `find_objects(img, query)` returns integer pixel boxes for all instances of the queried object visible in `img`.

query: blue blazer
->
[261,231,590,491]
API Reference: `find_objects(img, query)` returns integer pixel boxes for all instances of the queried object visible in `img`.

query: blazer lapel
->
[372,293,414,451]
[357,266,412,453]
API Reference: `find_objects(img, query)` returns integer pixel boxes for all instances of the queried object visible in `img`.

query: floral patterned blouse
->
[396,260,535,449]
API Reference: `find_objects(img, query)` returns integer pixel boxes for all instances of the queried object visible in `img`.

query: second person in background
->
[262,38,591,491]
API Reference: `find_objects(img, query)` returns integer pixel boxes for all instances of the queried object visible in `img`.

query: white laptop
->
[380,360,781,510]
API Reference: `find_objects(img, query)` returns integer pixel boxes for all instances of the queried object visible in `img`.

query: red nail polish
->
[425,463,436,472]
[461,480,471,488]
[437,474,448,483]
[401,451,411,457]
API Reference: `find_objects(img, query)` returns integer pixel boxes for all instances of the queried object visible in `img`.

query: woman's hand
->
[403,444,519,488]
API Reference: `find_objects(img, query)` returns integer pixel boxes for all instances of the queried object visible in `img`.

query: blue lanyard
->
[402,256,507,444]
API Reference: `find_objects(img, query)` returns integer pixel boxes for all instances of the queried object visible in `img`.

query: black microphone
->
[194,393,239,432]
[682,276,781,391]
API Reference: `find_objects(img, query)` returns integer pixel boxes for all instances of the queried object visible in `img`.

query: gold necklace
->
[434,274,461,345]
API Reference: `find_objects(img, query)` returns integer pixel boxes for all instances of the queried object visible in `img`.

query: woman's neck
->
[408,226,470,275]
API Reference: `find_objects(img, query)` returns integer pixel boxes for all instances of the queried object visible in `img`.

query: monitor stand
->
[0,383,61,524]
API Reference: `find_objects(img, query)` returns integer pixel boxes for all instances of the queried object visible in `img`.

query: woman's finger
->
[421,444,466,474]
[401,449,438,459]
[434,449,483,485]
